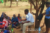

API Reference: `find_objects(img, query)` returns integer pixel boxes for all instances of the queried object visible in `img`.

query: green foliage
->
[3,0,28,2]
[0,0,1,1]
[3,0,8,2]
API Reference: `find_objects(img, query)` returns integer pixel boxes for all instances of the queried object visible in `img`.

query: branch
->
[29,0,36,9]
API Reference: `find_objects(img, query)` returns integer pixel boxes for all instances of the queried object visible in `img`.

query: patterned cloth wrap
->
[0,22,5,29]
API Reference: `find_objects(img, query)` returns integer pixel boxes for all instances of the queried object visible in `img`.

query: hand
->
[22,22,24,24]
[31,12,33,14]
[31,12,36,15]
[46,14,50,16]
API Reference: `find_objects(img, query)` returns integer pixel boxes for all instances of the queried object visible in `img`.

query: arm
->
[11,18,13,22]
[22,15,31,23]
[31,12,36,15]
[42,10,46,15]
[24,15,32,23]
[22,21,30,24]
[24,21,30,23]
[21,19,26,21]
[42,12,46,15]
[46,11,50,16]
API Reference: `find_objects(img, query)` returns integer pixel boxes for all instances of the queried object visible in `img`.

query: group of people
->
[0,1,50,33]
[0,9,34,33]
[0,12,22,33]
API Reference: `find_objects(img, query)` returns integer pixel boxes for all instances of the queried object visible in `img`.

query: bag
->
[37,14,43,20]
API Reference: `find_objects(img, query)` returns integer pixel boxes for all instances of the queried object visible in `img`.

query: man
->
[21,9,34,33]
[42,2,50,33]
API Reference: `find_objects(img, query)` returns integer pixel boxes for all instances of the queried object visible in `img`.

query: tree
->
[29,0,46,28]
[4,0,6,6]
[10,0,12,7]
[16,0,18,6]
[30,2,32,13]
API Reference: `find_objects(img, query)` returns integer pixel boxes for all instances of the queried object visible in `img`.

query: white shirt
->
[26,12,34,23]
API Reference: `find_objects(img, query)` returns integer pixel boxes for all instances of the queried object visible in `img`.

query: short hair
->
[25,9,29,12]
[46,2,50,5]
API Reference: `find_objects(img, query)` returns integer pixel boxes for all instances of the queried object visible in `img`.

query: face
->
[3,14,6,18]
[25,12,28,15]
[46,4,49,7]
[13,15,16,18]
[18,14,20,17]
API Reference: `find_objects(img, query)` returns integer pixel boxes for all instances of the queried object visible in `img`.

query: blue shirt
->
[45,7,50,19]
[26,12,34,23]
[0,17,3,21]
[11,17,18,22]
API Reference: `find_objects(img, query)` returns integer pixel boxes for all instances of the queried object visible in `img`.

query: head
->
[6,16,8,19]
[2,12,5,16]
[13,14,16,18]
[2,12,5,14]
[3,14,6,18]
[18,14,20,17]
[46,2,50,7]
[24,9,29,15]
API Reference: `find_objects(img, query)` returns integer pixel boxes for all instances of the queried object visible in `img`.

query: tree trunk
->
[29,0,45,28]
[16,1,18,6]
[4,0,6,6]
[35,0,39,28]
[10,0,12,7]
[30,2,32,13]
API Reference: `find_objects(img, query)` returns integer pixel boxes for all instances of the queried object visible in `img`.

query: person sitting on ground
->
[17,14,22,28]
[1,12,5,21]
[11,14,19,28]
[6,16,11,25]
[3,14,9,29]
[17,14,22,23]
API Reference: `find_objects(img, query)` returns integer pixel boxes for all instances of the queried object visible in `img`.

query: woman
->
[43,2,50,33]
[1,12,5,21]
[3,14,9,29]
[11,14,19,28]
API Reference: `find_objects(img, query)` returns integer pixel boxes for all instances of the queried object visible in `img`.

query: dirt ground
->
[0,1,50,33]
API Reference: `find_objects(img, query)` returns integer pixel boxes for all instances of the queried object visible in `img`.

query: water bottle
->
[38,27,41,33]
